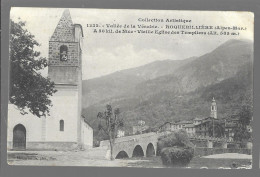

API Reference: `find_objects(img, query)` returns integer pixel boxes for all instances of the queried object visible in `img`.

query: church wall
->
[7,104,43,150]
[48,66,79,85]
[81,119,93,148]
[7,86,80,150]
[45,85,79,143]
[25,142,78,150]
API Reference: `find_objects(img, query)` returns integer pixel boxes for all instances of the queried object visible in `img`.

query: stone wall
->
[48,41,79,85]
[49,42,79,67]
[194,147,252,157]
[213,141,223,148]
[7,141,78,151]
[190,139,208,147]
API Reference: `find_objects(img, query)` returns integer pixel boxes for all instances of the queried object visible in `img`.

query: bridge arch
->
[146,143,155,157]
[115,151,129,159]
[132,145,144,157]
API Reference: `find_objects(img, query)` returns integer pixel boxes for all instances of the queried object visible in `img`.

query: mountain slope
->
[82,57,196,107]
[135,39,253,96]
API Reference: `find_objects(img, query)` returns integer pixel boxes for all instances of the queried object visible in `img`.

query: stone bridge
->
[99,132,160,159]
[99,131,242,159]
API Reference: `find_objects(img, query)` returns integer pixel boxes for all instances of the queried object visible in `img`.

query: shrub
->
[158,130,194,167]
[157,129,194,155]
[160,147,194,167]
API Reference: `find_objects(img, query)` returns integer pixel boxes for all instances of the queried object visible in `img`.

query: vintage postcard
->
[8,7,253,168]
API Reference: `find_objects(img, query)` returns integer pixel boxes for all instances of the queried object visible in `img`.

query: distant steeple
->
[50,9,74,42]
[210,97,217,118]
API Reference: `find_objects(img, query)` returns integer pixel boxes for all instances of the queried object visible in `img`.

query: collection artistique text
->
[138,18,192,23]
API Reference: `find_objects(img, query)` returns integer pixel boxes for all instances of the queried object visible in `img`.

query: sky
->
[10,8,254,80]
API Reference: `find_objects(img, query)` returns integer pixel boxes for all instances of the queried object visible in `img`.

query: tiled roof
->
[50,9,75,42]
[179,120,193,124]
[193,117,203,120]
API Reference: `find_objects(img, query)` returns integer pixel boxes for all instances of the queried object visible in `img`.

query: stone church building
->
[7,10,93,150]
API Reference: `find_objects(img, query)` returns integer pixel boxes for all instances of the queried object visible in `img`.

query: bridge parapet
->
[188,134,232,143]
[100,132,160,147]
[100,132,160,159]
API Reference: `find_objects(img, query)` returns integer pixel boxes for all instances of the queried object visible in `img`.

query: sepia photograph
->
[7,7,253,168]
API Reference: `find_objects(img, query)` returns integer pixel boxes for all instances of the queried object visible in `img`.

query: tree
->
[9,20,57,117]
[158,130,194,167]
[233,126,251,143]
[238,105,252,129]
[97,104,124,160]
[233,105,252,144]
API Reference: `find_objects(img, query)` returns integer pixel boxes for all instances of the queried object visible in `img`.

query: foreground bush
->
[158,130,194,167]
[157,129,194,155]
[161,147,194,167]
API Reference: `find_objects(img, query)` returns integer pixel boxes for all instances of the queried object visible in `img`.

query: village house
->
[193,117,204,125]
[182,123,196,136]
[158,120,192,132]
[158,120,195,135]
[170,122,180,131]
[224,118,239,140]
[117,130,125,138]
[158,122,172,132]
[179,120,193,127]
[194,118,213,137]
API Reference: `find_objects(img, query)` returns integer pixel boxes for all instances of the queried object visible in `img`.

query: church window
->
[60,45,68,61]
[60,120,64,131]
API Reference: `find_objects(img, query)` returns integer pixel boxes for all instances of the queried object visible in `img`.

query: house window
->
[60,45,68,61]
[60,120,64,131]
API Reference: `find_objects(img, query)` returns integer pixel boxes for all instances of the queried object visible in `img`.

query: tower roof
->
[50,9,74,42]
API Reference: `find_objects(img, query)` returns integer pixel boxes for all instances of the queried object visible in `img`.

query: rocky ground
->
[7,150,252,169]
[7,149,147,167]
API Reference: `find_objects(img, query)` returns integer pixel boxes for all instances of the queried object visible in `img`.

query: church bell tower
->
[210,97,217,119]
[47,9,84,145]
[48,9,83,85]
